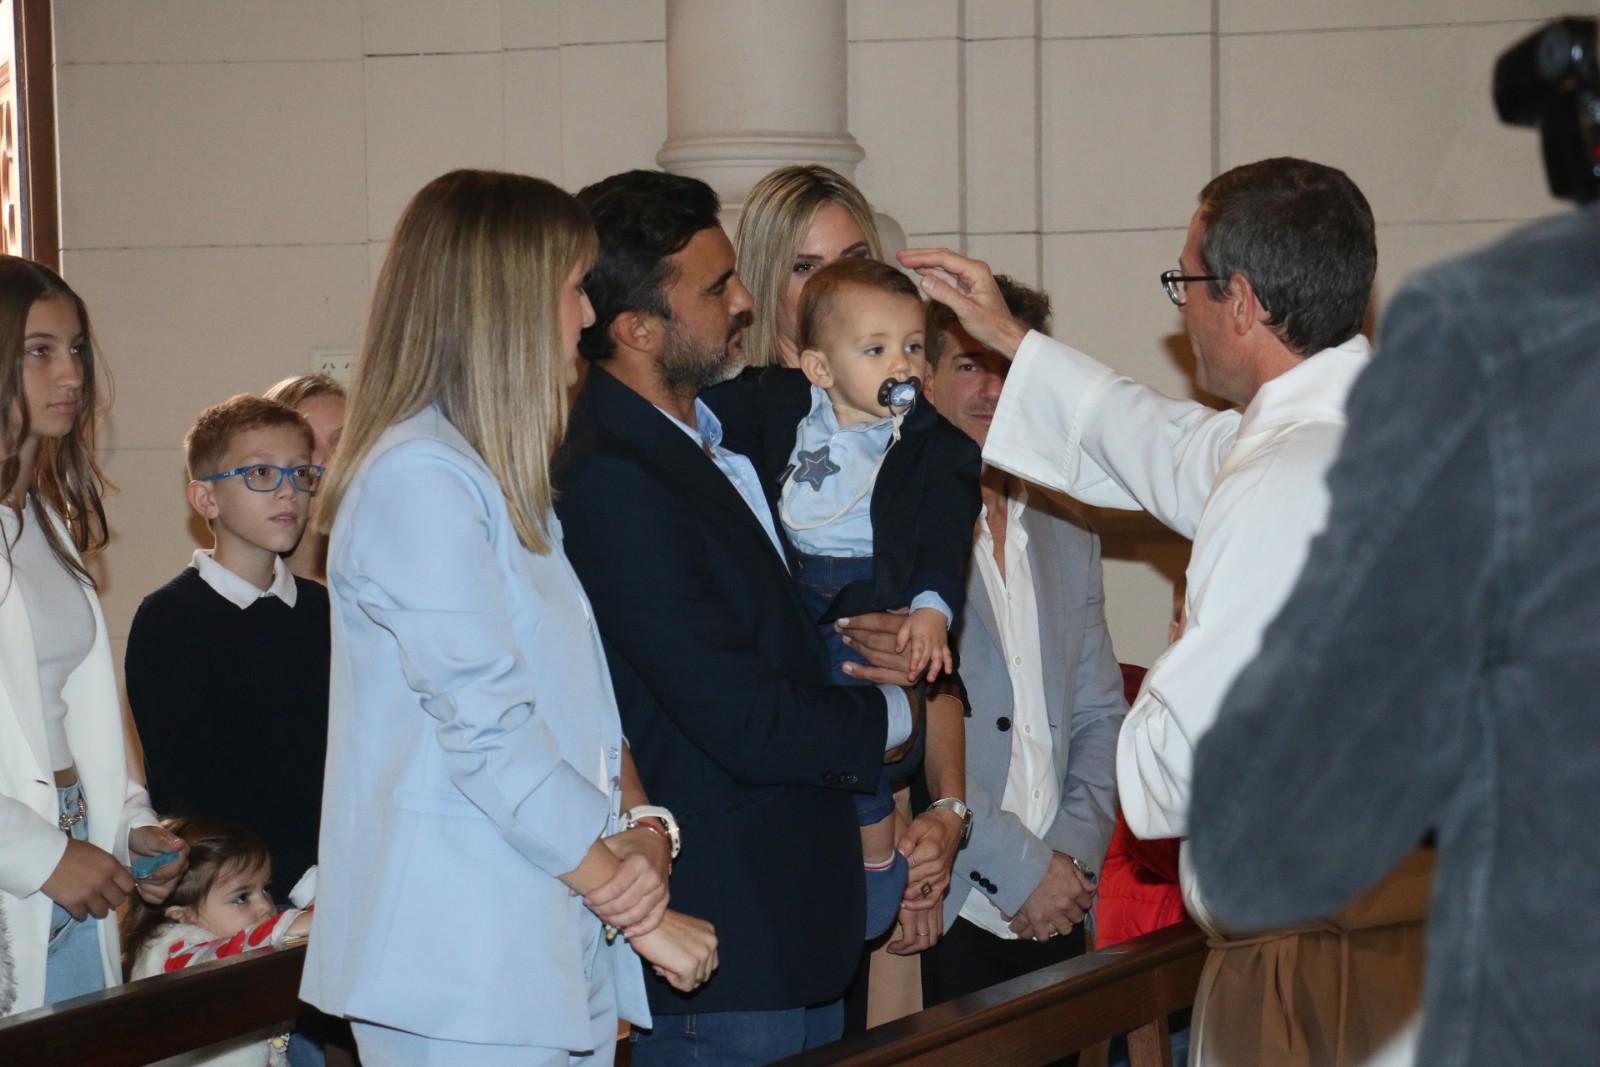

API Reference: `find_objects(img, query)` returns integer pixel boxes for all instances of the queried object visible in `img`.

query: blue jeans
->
[794,552,916,936]
[286,1030,327,1067]
[631,1002,844,1067]
[792,553,922,825]
[44,781,107,1005]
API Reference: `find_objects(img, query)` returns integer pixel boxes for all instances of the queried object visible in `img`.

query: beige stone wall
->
[53,0,671,672]
[50,0,1572,676]
[846,0,1570,665]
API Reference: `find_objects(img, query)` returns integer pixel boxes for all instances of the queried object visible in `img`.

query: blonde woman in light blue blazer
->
[299,171,717,1067]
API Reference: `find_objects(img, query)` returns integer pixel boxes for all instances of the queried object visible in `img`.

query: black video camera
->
[1494,16,1600,203]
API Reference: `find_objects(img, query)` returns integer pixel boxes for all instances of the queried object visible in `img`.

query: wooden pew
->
[0,924,1206,1067]
[774,923,1206,1067]
[0,944,306,1067]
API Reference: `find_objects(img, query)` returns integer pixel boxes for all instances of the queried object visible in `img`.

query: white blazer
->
[0,506,159,1015]
[300,407,647,1049]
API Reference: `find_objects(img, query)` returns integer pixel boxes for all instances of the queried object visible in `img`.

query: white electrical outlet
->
[312,347,356,385]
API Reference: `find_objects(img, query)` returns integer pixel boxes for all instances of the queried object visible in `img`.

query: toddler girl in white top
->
[122,818,311,1067]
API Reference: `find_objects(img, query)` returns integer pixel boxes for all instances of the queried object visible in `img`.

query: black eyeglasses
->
[201,463,325,494]
[1160,269,1222,307]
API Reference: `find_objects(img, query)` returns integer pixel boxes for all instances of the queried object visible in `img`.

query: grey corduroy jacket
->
[1189,202,1600,1066]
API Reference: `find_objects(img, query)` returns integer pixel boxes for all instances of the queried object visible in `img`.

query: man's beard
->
[657,315,748,396]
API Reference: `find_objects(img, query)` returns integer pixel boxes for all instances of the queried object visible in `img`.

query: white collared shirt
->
[191,548,298,609]
[959,480,1061,939]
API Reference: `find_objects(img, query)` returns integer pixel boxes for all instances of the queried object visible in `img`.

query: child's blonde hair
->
[796,258,921,354]
[183,394,314,481]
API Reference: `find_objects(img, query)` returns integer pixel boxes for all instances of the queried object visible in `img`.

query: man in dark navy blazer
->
[555,169,921,1067]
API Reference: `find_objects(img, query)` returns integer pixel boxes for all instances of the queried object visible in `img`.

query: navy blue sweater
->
[125,567,329,888]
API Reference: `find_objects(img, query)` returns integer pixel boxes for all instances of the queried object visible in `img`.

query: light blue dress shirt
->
[779,386,951,624]
[657,399,786,563]
[658,397,913,747]
[782,385,892,556]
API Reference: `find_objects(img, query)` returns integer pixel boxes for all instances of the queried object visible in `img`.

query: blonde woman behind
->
[264,373,345,583]
[735,164,883,369]
[299,170,716,1066]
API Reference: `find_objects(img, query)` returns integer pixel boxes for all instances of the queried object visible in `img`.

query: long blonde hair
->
[735,165,883,368]
[264,371,346,409]
[315,170,596,555]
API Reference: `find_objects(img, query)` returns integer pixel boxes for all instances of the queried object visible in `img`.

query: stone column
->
[656,0,903,247]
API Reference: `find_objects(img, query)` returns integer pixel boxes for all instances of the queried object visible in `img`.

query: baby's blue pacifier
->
[879,376,921,414]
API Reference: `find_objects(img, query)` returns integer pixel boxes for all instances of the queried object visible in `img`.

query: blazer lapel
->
[755,369,812,497]
[581,367,789,568]
[1022,501,1072,740]
[878,397,937,495]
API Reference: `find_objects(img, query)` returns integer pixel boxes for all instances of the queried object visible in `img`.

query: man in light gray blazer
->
[908,278,1125,1004]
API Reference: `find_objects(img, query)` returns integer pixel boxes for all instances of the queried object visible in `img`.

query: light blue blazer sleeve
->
[341,440,611,877]
[302,413,647,1047]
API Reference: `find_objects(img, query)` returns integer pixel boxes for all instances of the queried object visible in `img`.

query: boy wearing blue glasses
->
[124,394,331,894]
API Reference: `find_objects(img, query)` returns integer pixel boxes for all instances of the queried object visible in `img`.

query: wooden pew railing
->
[0,924,1207,1067]
[777,923,1207,1067]
[0,943,307,1067]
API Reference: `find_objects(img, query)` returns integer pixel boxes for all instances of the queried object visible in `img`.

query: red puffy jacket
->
[1094,664,1188,948]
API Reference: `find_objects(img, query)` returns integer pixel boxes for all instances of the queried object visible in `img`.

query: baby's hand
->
[896,607,954,683]
[286,909,314,939]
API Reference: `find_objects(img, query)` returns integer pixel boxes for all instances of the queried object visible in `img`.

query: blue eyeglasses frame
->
[200,463,326,494]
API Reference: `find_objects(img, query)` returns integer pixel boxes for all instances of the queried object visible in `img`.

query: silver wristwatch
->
[623,804,681,861]
[928,797,973,847]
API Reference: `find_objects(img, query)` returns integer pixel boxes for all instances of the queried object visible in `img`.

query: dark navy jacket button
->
[822,772,835,783]
[970,870,981,882]
[843,774,857,784]
[996,717,1012,731]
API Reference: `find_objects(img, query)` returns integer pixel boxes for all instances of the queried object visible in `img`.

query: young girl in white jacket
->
[0,255,188,1015]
